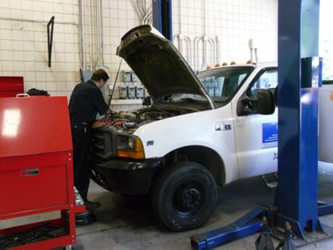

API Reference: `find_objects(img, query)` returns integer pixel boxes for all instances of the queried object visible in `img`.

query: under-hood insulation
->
[117,25,209,102]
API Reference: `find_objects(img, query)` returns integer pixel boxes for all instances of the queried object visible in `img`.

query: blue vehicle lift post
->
[274,0,322,238]
[152,0,173,41]
[190,0,333,249]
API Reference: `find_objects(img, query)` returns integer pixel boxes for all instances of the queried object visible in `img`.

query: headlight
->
[116,134,145,160]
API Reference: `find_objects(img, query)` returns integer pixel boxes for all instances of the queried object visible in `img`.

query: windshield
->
[198,66,254,105]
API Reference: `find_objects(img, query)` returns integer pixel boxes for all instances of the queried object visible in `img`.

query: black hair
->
[91,69,109,81]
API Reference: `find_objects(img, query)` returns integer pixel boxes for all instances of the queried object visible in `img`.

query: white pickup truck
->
[90,25,328,232]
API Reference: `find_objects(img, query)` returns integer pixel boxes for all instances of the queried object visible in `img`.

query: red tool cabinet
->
[0,77,24,97]
[0,96,76,249]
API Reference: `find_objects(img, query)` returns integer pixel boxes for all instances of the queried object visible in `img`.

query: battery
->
[119,85,128,99]
[136,86,144,98]
[123,71,132,82]
[128,86,136,99]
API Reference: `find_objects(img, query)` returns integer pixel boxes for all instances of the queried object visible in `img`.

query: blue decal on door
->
[262,123,278,148]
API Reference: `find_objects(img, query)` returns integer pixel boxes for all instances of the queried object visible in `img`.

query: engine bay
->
[108,104,203,133]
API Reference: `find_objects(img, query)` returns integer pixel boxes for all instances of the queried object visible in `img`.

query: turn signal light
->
[117,137,145,160]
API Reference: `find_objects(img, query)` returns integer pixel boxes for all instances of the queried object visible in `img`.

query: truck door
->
[234,68,278,178]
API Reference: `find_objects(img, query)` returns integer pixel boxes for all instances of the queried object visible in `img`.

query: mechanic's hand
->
[92,120,105,129]
[92,118,112,129]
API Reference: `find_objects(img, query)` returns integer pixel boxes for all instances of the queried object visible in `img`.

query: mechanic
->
[69,69,112,210]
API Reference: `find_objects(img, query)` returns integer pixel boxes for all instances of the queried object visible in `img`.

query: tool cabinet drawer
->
[0,165,69,215]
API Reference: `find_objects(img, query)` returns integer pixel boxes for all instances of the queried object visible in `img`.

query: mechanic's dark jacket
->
[69,80,108,124]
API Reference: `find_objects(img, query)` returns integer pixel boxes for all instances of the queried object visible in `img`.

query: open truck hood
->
[117,25,214,108]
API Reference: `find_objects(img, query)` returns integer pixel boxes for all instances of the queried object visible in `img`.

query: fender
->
[134,107,239,184]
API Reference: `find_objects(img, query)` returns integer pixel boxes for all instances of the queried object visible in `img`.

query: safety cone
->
[255,216,275,250]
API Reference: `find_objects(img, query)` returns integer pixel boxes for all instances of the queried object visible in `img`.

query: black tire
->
[151,161,217,231]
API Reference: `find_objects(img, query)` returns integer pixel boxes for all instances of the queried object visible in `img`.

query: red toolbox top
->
[0,76,24,97]
[0,96,72,158]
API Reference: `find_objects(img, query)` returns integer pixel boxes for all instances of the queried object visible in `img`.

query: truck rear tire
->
[152,161,217,231]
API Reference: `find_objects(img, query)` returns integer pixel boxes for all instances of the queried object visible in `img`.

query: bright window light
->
[320,0,333,80]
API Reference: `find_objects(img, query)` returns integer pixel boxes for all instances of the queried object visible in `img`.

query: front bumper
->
[91,158,162,195]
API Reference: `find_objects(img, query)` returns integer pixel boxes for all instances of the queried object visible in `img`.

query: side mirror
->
[257,89,275,114]
[237,89,275,116]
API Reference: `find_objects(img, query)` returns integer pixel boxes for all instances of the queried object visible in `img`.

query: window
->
[198,66,254,104]
[249,70,278,97]
[201,76,225,97]
[320,0,333,80]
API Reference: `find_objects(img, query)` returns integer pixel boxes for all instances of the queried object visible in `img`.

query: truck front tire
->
[152,161,217,231]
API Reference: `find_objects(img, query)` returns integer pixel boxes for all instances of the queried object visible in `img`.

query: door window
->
[248,70,278,97]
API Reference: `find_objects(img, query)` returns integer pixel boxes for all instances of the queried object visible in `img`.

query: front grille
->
[90,126,118,160]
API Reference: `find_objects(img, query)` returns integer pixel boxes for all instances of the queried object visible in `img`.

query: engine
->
[108,105,198,133]
[90,104,204,161]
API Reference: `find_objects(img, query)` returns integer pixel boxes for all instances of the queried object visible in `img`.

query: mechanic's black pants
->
[71,123,92,201]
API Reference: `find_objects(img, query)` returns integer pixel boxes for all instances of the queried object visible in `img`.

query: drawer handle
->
[20,168,40,177]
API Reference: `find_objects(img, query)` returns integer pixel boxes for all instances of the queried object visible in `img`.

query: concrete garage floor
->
[74,162,333,250]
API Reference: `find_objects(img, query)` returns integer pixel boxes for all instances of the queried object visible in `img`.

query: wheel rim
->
[173,181,204,217]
